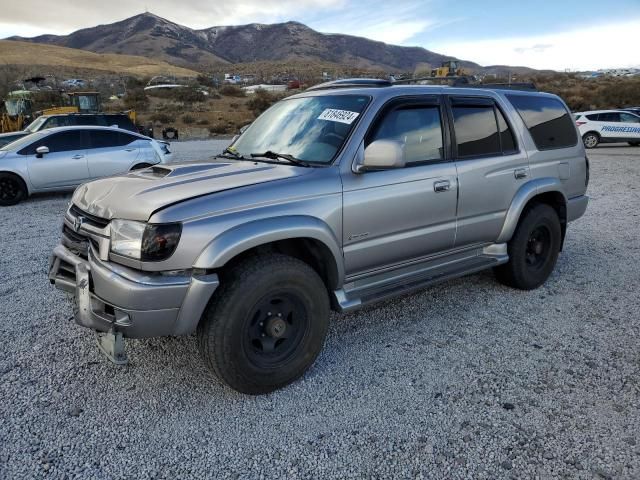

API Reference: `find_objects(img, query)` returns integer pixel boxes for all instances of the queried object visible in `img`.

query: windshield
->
[25,116,47,132]
[0,131,45,151]
[230,94,370,164]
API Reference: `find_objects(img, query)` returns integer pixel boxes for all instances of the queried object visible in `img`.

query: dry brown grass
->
[0,40,199,78]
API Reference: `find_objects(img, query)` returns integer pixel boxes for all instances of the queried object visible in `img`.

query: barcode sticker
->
[317,109,360,124]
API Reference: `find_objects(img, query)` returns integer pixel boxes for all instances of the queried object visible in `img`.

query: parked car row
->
[0,113,138,148]
[575,108,640,148]
[0,126,172,205]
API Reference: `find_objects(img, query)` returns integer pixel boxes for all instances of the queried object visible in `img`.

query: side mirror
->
[35,146,49,158]
[355,140,405,172]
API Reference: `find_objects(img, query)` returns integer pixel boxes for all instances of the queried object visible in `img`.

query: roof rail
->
[464,82,537,91]
[305,77,538,92]
[306,78,392,91]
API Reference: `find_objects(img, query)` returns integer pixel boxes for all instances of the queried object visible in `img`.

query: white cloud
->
[345,20,435,45]
[0,0,345,34]
[429,19,640,70]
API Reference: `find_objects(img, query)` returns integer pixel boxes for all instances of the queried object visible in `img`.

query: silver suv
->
[49,80,589,394]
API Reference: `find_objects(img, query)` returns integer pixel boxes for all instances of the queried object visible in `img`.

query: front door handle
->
[434,180,451,192]
[514,168,528,179]
[72,155,85,159]
[125,148,136,152]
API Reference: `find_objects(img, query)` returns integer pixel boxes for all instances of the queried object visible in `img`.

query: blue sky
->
[1,0,639,70]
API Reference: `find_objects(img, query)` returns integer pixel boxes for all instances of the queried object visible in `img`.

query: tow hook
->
[96,329,128,365]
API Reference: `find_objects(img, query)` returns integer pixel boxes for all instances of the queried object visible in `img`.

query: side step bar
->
[334,244,508,312]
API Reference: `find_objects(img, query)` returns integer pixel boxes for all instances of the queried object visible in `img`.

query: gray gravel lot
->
[0,141,639,479]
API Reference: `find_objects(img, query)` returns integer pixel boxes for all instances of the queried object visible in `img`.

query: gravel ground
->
[0,141,639,479]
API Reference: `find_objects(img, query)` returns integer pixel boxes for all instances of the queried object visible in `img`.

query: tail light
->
[576,121,587,126]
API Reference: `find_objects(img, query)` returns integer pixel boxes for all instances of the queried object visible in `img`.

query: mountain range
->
[8,12,534,74]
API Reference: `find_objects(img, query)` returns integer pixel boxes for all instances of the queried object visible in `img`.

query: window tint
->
[496,107,516,153]
[620,112,640,123]
[21,131,86,154]
[369,105,443,164]
[506,94,577,150]
[452,105,500,157]
[586,114,599,121]
[87,130,138,149]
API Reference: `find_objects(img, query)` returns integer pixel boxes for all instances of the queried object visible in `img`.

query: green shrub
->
[209,124,229,134]
[150,112,175,124]
[219,85,245,97]
[182,114,195,124]
[123,89,149,111]
[246,89,276,116]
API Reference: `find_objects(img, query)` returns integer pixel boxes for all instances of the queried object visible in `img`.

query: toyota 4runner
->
[49,79,589,394]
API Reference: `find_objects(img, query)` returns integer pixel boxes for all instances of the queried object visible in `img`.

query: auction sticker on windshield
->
[318,109,360,124]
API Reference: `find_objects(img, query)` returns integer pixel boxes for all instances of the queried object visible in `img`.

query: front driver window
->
[368,105,444,165]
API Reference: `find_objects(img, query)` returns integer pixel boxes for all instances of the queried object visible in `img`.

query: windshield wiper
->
[250,151,312,167]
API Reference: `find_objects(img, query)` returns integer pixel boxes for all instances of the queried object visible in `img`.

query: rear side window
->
[496,108,516,153]
[452,105,500,157]
[450,98,517,157]
[506,94,577,150]
[586,114,599,121]
[87,130,139,149]
[368,105,444,165]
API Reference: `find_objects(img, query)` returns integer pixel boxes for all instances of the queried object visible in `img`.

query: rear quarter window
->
[506,94,577,150]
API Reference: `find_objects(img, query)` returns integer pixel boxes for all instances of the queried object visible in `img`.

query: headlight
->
[110,220,182,261]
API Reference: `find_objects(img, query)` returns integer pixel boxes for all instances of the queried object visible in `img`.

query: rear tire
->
[582,132,599,149]
[495,204,561,290]
[197,254,330,394]
[0,173,27,206]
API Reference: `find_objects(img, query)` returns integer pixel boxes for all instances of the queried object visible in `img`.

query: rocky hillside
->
[10,13,481,72]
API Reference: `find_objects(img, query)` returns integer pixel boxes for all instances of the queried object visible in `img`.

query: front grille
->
[62,225,89,259]
[69,204,109,229]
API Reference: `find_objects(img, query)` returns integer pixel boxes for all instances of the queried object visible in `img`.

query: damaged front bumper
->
[49,244,219,339]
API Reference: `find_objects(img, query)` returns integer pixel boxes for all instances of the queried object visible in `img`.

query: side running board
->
[334,244,508,312]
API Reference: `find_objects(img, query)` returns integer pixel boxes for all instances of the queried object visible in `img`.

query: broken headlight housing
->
[110,220,182,261]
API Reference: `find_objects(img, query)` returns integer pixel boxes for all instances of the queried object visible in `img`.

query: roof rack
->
[305,78,538,92]
[463,82,537,91]
[306,78,392,91]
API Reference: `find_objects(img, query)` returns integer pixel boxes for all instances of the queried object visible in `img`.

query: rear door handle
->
[72,155,85,159]
[125,148,136,152]
[514,168,528,179]
[434,180,451,192]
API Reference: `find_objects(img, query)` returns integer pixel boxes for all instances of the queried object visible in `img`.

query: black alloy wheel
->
[0,174,26,206]
[525,225,552,270]
[243,292,309,368]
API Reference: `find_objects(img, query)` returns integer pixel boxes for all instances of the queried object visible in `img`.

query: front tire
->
[0,173,27,206]
[495,204,561,290]
[582,132,599,149]
[197,254,330,394]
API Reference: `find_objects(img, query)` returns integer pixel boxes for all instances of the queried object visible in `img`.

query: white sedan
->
[0,126,172,206]
[574,110,640,148]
